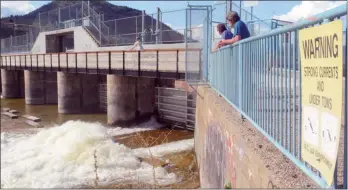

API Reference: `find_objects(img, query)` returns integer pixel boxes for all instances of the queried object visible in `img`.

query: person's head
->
[216,23,227,35]
[136,37,141,41]
[226,11,240,27]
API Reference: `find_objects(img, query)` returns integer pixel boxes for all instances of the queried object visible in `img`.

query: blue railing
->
[208,3,347,188]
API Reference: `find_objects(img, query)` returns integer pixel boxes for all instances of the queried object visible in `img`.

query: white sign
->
[244,1,258,7]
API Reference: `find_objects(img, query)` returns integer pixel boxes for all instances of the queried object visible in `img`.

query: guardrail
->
[208,3,347,189]
[155,87,196,130]
[0,49,201,80]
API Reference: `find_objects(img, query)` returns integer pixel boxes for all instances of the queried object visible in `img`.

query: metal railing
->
[208,3,347,189]
[0,48,201,80]
[81,1,109,45]
[155,87,196,131]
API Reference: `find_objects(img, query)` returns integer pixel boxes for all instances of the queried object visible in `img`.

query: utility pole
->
[99,13,102,45]
[239,0,242,16]
[227,0,232,12]
[251,6,253,35]
[82,1,83,18]
[159,9,162,43]
[88,0,90,18]
[142,10,145,44]
[156,7,160,44]
[58,7,61,28]
[13,20,16,38]
[251,7,253,20]
[38,13,41,30]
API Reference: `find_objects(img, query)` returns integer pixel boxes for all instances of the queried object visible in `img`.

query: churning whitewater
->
[0,119,194,188]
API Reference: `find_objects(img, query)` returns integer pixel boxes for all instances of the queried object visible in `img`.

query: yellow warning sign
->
[299,20,343,186]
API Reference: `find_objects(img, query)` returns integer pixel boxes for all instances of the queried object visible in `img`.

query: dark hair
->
[217,23,227,33]
[226,11,240,23]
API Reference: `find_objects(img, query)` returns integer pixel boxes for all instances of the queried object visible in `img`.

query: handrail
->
[219,3,347,50]
[0,48,201,57]
[271,18,294,24]
[82,22,101,45]
[82,1,110,38]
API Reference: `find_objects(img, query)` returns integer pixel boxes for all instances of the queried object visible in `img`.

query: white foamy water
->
[1,119,193,188]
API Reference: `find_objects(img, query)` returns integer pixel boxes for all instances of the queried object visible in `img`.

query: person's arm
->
[219,23,242,46]
[219,35,241,46]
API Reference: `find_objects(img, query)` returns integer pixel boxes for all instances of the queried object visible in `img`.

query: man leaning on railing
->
[218,11,251,48]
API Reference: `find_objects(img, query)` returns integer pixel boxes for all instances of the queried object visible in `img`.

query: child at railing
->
[130,37,144,51]
[215,23,233,50]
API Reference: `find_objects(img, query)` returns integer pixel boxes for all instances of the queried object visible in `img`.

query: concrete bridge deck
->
[0,48,201,79]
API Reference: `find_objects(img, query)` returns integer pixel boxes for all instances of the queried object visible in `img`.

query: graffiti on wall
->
[225,132,237,188]
[202,108,242,188]
[202,121,226,188]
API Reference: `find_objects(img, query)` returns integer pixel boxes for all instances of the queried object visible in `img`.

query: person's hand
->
[219,39,226,46]
[216,40,224,49]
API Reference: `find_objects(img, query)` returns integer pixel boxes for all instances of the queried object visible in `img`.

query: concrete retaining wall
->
[194,86,319,188]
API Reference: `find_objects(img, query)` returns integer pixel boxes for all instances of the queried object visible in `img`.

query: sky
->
[0,0,346,30]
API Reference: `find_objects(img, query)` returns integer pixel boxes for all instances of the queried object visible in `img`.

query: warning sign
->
[299,20,343,186]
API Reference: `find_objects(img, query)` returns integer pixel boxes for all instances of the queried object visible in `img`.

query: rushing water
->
[1,98,197,188]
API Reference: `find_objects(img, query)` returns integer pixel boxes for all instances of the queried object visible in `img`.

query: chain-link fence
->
[37,2,84,32]
[185,5,212,83]
[103,8,189,46]
[1,1,272,54]
[104,15,142,46]
[1,2,201,53]
[0,25,39,54]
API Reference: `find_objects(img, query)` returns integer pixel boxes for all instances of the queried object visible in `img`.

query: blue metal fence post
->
[238,43,243,118]
[185,7,188,82]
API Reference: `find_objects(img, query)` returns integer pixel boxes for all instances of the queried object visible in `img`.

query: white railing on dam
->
[0,48,201,79]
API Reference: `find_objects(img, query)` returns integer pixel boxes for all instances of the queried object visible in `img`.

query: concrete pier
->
[24,71,58,105]
[107,75,137,126]
[24,71,45,104]
[137,78,155,119]
[57,72,99,114]
[1,69,24,98]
